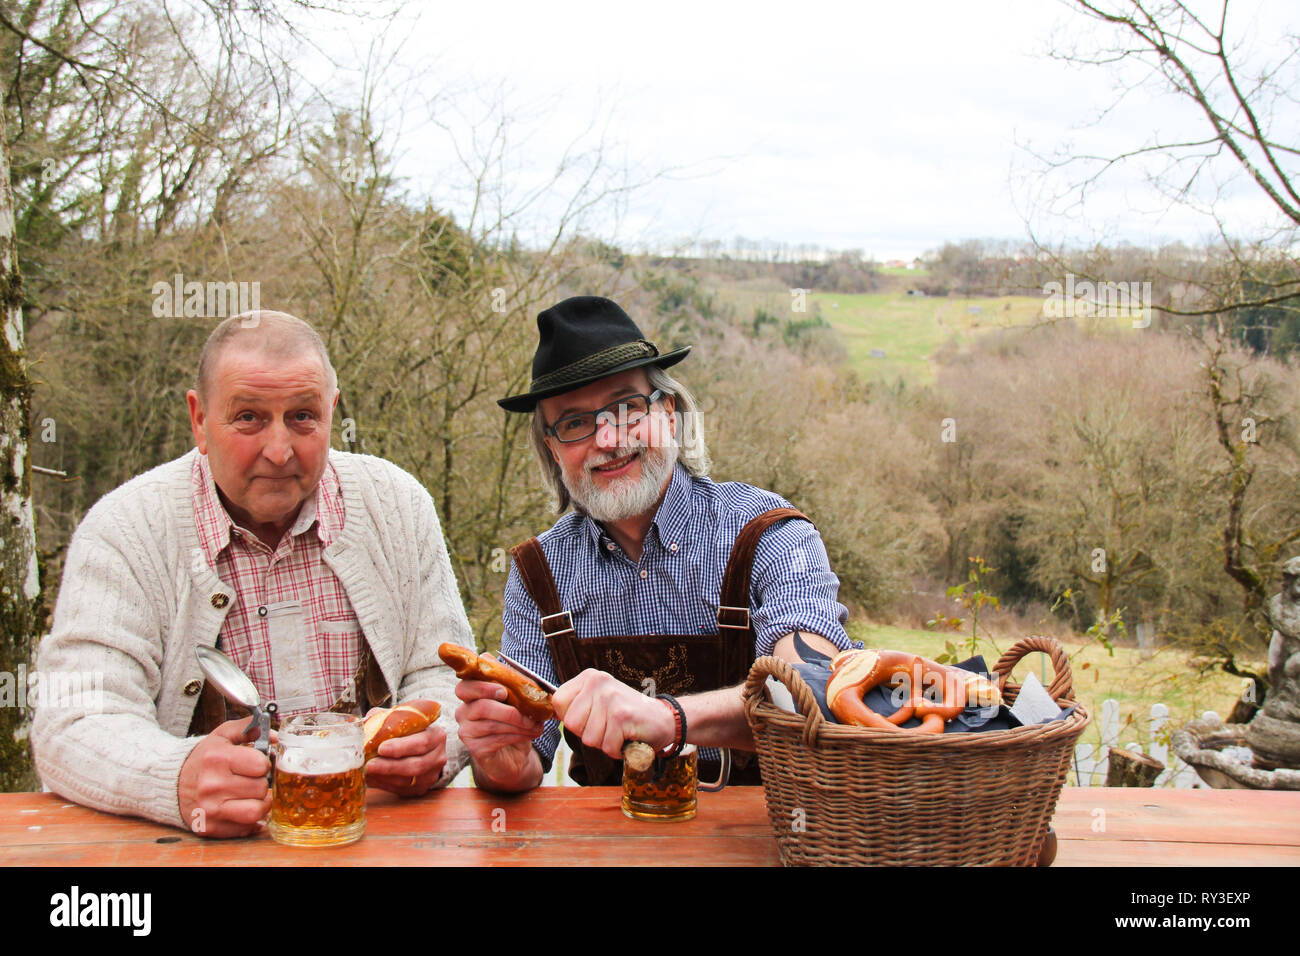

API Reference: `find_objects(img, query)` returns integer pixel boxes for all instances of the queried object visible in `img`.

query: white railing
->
[1071,699,1209,788]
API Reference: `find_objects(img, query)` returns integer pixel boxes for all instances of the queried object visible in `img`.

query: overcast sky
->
[299,0,1298,260]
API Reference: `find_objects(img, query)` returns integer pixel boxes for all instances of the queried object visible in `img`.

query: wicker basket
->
[742,636,1090,866]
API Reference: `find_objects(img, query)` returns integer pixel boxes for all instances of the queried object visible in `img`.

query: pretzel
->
[438,643,656,772]
[362,699,441,759]
[826,649,975,733]
[960,672,1002,709]
[438,644,555,722]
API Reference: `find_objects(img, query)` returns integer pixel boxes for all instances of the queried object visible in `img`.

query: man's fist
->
[551,669,675,760]
[178,718,271,838]
[454,678,544,792]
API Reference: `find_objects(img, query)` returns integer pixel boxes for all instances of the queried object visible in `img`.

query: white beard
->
[567,435,680,523]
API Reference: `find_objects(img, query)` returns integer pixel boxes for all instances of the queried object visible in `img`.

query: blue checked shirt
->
[501,464,852,770]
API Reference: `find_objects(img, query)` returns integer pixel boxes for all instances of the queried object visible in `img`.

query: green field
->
[715,288,1049,383]
[847,622,1257,756]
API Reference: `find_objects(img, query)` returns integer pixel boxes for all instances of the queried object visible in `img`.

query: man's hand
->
[454,678,544,792]
[177,718,272,838]
[364,712,447,796]
[551,669,676,760]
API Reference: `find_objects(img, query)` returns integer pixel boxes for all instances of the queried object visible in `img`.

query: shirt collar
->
[580,510,605,552]
[651,463,692,552]
[579,462,692,558]
[192,455,233,565]
[191,453,342,562]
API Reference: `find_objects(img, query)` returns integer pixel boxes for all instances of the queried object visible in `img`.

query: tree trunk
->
[1105,747,1164,787]
[0,106,43,791]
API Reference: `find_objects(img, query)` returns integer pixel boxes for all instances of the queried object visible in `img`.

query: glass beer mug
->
[622,745,730,822]
[268,713,366,847]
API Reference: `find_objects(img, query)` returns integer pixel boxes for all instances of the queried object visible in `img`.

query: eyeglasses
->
[544,390,665,443]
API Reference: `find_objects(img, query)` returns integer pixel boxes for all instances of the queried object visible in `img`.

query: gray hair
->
[530,364,712,514]
[196,310,338,400]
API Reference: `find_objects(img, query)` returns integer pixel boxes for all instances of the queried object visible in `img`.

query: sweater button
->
[210,593,230,609]
[183,679,202,696]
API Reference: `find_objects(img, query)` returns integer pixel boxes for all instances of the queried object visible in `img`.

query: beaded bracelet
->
[655,694,687,758]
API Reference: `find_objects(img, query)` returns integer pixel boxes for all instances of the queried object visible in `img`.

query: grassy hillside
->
[715,286,1050,383]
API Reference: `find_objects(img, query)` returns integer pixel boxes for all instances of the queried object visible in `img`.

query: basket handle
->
[991,635,1074,701]
[743,655,827,748]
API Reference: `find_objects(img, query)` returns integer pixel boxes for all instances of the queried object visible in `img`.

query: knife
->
[494,651,656,773]
[494,651,558,694]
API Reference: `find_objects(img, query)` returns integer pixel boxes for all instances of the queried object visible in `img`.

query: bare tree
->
[1027,0,1299,333]
[0,102,43,790]
[270,87,646,645]
[1199,325,1300,714]
[1017,1,1300,675]
[0,0,374,788]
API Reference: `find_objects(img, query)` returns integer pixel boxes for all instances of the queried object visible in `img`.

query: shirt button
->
[669,542,678,553]
[258,606,268,618]
[210,593,229,609]
[606,542,615,551]
[640,570,648,580]
[183,679,202,696]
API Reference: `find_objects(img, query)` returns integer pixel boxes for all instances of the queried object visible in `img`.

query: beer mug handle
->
[248,707,271,754]
[699,748,730,792]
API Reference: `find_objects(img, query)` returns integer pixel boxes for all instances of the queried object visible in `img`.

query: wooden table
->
[1,786,1296,866]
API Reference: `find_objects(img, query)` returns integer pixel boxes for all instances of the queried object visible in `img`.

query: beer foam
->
[277,731,363,776]
[277,748,360,776]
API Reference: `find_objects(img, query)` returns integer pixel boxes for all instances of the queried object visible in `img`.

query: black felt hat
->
[498,296,691,412]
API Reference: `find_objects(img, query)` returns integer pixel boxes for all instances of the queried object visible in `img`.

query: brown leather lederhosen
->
[510,506,810,787]
[186,644,391,736]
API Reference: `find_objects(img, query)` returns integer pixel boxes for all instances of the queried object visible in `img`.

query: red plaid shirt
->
[192,454,363,719]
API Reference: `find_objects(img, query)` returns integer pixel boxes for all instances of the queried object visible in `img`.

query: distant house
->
[907,289,926,297]
[869,348,887,359]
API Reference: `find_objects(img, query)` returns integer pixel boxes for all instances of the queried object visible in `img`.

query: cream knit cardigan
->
[31,448,474,829]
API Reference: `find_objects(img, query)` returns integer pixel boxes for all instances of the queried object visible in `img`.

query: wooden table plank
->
[1055,840,1300,866]
[1,786,1295,866]
[0,788,782,867]
[1051,788,1300,860]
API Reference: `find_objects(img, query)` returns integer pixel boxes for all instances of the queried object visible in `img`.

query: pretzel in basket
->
[826,649,998,733]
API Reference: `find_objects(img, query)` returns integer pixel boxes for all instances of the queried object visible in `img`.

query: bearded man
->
[454,295,854,791]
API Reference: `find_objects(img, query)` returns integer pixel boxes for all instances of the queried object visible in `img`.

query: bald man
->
[32,311,474,836]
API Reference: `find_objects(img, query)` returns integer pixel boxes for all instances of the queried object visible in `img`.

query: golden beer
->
[622,746,700,822]
[270,764,365,842]
[268,713,366,847]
